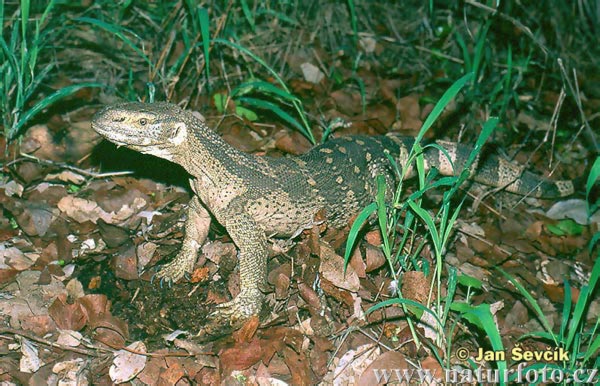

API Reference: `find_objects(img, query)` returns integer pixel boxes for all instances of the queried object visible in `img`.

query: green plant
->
[210,38,314,144]
[341,73,518,383]
[496,255,600,384]
[1,0,100,140]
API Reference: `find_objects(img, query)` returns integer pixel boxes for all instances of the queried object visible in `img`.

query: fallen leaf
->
[109,341,147,383]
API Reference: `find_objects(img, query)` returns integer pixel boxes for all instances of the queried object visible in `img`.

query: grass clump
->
[1,0,100,141]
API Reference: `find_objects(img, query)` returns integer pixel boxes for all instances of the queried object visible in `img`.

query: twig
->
[0,328,106,357]
[3,153,134,178]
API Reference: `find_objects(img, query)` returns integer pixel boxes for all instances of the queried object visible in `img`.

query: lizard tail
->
[421,140,574,198]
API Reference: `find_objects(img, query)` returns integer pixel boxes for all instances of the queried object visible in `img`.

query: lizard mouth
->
[92,120,154,148]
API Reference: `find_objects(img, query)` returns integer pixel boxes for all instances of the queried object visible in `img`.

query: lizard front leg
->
[154,196,211,284]
[197,206,268,339]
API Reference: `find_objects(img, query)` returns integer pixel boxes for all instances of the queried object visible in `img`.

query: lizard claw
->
[151,252,195,286]
[195,288,264,341]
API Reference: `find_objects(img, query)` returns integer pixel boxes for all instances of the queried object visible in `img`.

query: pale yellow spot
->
[336,176,343,184]
[320,148,333,154]
[354,166,360,174]
[365,153,372,162]
[355,139,365,145]
[326,157,333,164]
[307,177,317,186]
[338,146,347,154]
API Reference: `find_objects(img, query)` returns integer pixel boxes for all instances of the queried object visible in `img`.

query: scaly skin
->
[92,102,574,339]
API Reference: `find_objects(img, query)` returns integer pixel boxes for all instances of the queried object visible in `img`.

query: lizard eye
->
[139,118,148,126]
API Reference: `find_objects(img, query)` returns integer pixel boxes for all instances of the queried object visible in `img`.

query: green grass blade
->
[198,7,210,86]
[452,302,507,383]
[586,157,600,215]
[232,81,300,102]
[213,38,314,143]
[559,279,572,342]
[237,96,307,137]
[497,267,557,345]
[454,31,471,72]
[415,73,473,144]
[343,202,377,266]
[442,266,458,324]
[584,330,600,363]
[21,0,30,43]
[9,82,103,139]
[255,9,298,26]
[570,255,600,351]
[517,331,558,341]
[240,0,255,31]
[347,0,357,48]
[76,17,152,67]
[408,200,440,256]
[368,298,444,329]
[472,20,491,80]
[375,175,390,258]
[39,0,56,25]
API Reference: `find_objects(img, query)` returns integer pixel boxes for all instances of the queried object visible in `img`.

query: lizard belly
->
[245,191,322,237]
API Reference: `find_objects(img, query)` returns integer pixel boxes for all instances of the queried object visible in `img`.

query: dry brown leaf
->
[420,356,444,382]
[233,315,260,343]
[111,242,138,280]
[365,245,386,272]
[274,130,312,155]
[283,346,313,385]
[358,350,409,385]
[190,267,210,283]
[0,246,37,271]
[349,246,366,278]
[57,196,103,223]
[220,338,263,376]
[365,230,382,246]
[157,361,185,385]
[48,294,87,331]
[318,241,359,292]
[44,170,86,185]
[401,271,429,304]
[298,282,322,311]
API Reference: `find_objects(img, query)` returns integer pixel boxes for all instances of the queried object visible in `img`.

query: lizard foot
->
[152,249,196,285]
[196,288,264,341]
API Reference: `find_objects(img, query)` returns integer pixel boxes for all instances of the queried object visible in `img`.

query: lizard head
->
[92,102,191,161]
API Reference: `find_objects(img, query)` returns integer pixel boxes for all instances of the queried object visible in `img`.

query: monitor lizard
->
[91,102,574,339]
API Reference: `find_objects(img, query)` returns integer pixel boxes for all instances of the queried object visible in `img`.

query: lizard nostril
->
[113,116,126,122]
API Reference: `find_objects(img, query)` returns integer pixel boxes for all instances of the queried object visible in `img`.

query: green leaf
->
[235,106,258,121]
[344,202,377,267]
[457,274,483,290]
[546,219,583,237]
[198,7,210,85]
[9,82,103,139]
[452,303,506,370]
[213,93,227,113]
[415,73,473,144]
[240,0,255,31]
[587,157,600,214]
[232,81,299,102]
[76,17,151,66]
[237,96,306,136]
[368,298,443,329]
[497,268,556,344]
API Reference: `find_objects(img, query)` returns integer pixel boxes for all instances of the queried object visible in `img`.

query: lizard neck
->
[172,120,259,181]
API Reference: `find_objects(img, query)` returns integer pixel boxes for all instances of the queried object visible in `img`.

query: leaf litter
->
[0,6,598,386]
